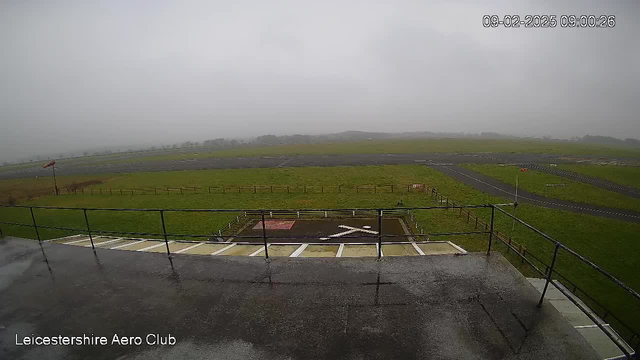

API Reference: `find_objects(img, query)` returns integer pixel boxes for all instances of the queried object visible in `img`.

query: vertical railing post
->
[538,243,561,307]
[160,210,171,257]
[487,206,495,255]
[29,207,41,243]
[83,209,95,250]
[377,209,383,260]
[261,210,269,259]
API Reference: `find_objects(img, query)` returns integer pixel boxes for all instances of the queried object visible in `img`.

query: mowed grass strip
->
[556,164,640,190]
[0,175,109,204]
[462,164,640,211]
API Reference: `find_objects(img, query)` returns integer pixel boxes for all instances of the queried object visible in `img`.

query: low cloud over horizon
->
[1,0,639,162]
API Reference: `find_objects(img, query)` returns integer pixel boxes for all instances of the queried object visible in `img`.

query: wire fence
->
[54,184,432,196]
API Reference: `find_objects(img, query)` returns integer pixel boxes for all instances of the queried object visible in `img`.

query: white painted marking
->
[411,242,425,256]
[211,243,236,255]
[290,244,309,257]
[447,241,468,255]
[319,237,330,241]
[336,243,345,257]
[64,237,92,245]
[138,241,173,252]
[337,225,378,234]
[249,244,270,257]
[46,234,84,243]
[175,242,204,254]
[363,225,371,229]
[111,240,146,249]
[88,238,123,247]
[329,229,359,238]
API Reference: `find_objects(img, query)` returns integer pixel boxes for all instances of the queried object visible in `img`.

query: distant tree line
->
[580,135,640,147]
[4,131,640,166]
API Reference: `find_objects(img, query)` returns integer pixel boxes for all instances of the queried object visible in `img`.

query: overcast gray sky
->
[1,0,638,162]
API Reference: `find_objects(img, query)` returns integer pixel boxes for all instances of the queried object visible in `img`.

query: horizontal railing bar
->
[493,205,640,303]
[551,280,633,358]
[0,204,496,211]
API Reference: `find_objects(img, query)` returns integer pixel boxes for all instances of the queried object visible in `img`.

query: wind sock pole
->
[43,160,58,195]
[512,175,518,230]
[52,163,59,195]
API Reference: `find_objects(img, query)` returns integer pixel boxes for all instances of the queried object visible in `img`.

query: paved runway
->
[0,153,572,180]
[430,165,640,223]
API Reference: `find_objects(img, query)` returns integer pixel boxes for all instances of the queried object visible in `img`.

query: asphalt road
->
[517,164,640,199]
[431,165,640,223]
[0,153,572,180]
[0,237,597,360]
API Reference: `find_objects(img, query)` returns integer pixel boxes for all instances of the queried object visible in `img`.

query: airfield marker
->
[175,242,204,254]
[138,241,173,252]
[111,239,146,249]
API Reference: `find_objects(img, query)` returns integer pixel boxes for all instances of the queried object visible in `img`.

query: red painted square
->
[253,220,296,230]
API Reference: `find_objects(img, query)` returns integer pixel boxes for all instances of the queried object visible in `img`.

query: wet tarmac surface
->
[0,237,598,360]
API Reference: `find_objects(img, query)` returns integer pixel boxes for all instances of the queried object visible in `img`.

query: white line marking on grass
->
[64,237,91,245]
[46,234,84,243]
[249,244,270,257]
[88,238,123,247]
[175,242,204,254]
[138,241,173,252]
[211,243,236,255]
[111,240,146,249]
[336,244,345,257]
[447,241,468,255]
[290,244,309,257]
[412,242,425,256]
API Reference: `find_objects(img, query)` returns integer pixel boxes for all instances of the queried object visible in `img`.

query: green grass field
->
[4,138,640,172]
[1,164,639,337]
[461,164,640,211]
[557,164,640,189]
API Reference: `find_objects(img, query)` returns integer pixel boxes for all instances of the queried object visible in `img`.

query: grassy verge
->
[0,175,110,204]
[557,164,640,189]
[1,164,638,336]
[462,164,640,211]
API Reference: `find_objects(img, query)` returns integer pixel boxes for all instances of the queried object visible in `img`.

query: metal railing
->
[425,186,638,358]
[0,202,637,358]
[0,204,493,256]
